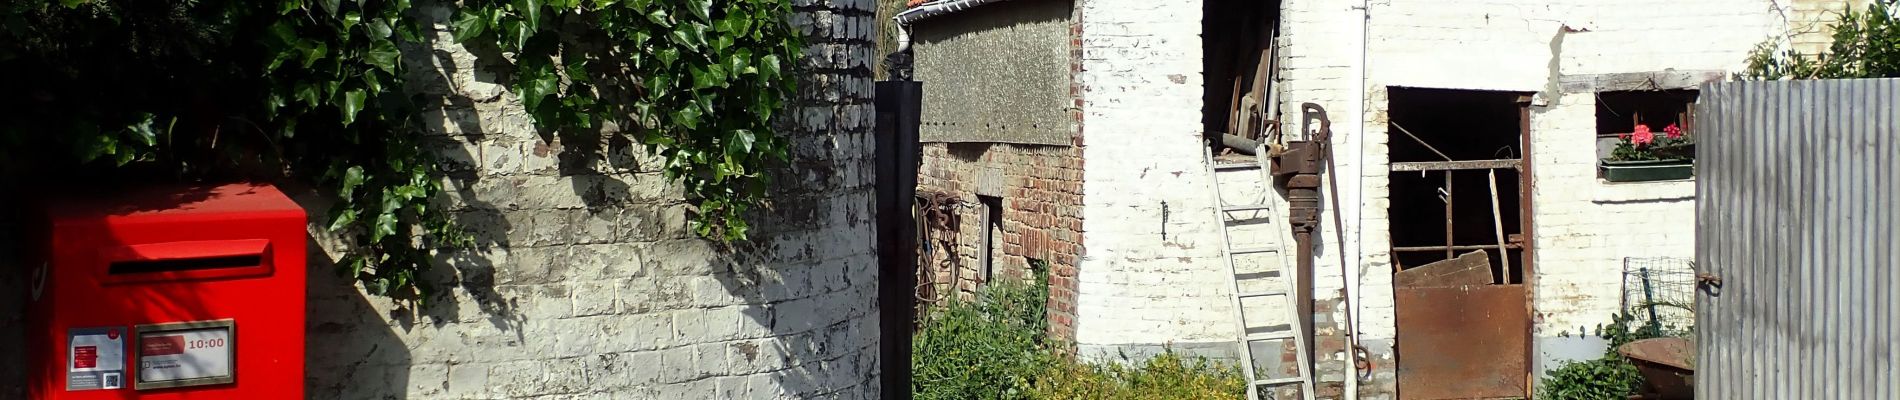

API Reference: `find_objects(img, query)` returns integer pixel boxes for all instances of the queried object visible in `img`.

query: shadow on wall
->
[299,2,879,398]
[303,242,416,399]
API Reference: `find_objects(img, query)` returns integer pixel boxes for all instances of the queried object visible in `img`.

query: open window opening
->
[978,195,1002,286]
[1203,0,1282,153]
[1386,87,1528,284]
[1595,90,1699,181]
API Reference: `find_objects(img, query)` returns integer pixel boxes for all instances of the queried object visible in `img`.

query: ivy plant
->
[0,0,801,305]
[1741,0,1899,80]
[452,0,801,241]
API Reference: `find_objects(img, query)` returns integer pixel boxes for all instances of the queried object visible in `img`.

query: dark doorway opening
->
[1386,87,1534,400]
[1386,88,1527,282]
[1202,0,1281,148]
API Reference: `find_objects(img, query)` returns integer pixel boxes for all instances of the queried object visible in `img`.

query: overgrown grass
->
[1033,352,1247,399]
[912,268,1245,399]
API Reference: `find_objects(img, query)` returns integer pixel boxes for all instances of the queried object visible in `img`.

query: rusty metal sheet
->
[1394,250,1492,288]
[1396,285,1529,400]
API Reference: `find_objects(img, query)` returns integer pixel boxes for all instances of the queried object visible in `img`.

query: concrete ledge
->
[1560,70,1727,93]
[1593,178,1695,203]
[1075,341,1241,365]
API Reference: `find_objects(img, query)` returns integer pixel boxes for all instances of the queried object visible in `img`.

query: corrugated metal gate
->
[1696,79,1900,399]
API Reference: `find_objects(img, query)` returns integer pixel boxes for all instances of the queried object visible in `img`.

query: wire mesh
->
[1621,257,1697,336]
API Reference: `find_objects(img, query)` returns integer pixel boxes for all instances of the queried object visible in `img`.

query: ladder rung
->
[1252,376,1308,386]
[1244,331,1297,342]
[1221,203,1274,212]
[1236,290,1287,298]
[1229,246,1279,255]
[1215,162,1263,170]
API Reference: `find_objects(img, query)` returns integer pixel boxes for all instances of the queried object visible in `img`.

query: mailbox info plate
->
[135,320,235,390]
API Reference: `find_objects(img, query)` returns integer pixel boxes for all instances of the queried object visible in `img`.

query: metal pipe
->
[892,0,1020,53]
[1222,133,1260,155]
[1346,0,1371,396]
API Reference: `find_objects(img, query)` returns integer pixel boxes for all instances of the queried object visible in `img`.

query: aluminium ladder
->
[1204,144,1316,400]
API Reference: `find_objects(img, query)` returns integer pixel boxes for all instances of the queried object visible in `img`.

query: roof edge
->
[894,0,1019,25]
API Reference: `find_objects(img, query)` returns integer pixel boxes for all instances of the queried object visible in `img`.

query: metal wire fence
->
[1621,257,1697,336]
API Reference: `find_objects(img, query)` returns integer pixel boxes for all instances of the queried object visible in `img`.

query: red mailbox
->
[27,183,306,399]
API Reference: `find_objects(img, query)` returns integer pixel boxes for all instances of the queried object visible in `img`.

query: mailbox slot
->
[100,239,273,284]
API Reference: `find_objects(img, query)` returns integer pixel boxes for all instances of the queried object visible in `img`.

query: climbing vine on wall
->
[1740,0,1899,79]
[0,0,801,305]
[452,0,800,242]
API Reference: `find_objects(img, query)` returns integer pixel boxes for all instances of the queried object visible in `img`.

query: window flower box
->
[1601,123,1695,182]
[1600,158,1694,182]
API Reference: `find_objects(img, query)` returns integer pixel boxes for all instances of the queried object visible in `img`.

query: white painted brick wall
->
[1070,0,1845,395]
[1275,0,1782,392]
[295,3,882,399]
[1075,0,1241,356]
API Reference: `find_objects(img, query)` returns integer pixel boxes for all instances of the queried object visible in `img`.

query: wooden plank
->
[1394,250,1493,288]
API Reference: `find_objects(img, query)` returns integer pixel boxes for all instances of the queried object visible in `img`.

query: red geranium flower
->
[1631,125,1655,146]
[1664,123,1683,139]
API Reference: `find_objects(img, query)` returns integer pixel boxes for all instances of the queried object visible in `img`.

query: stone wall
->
[295,2,882,398]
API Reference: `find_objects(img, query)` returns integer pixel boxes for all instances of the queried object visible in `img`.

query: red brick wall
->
[916,142,1083,343]
[911,1,1086,345]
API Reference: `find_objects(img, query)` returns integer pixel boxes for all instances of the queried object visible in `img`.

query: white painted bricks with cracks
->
[295,2,881,399]
[1071,0,1825,397]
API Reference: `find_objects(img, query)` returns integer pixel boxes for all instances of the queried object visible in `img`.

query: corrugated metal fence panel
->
[1696,78,1900,399]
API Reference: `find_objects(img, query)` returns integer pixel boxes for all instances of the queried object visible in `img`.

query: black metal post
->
[875,80,921,400]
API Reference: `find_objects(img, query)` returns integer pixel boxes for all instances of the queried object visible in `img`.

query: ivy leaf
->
[565,59,590,84]
[343,11,362,32]
[366,18,393,39]
[363,71,384,93]
[675,106,702,130]
[339,165,367,198]
[451,10,488,43]
[267,93,287,116]
[295,82,321,107]
[657,48,680,67]
[339,89,367,126]
[691,65,728,89]
[760,54,781,80]
[515,0,543,33]
[372,212,399,242]
[728,129,755,155]
[671,22,707,47]
[317,0,340,15]
[366,39,400,74]
[279,0,303,15]
[397,16,427,43]
[646,9,670,26]
[686,0,711,22]
[329,208,359,232]
[510,20,531,51]
[729,50,752,75]
[299,40,328,69]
